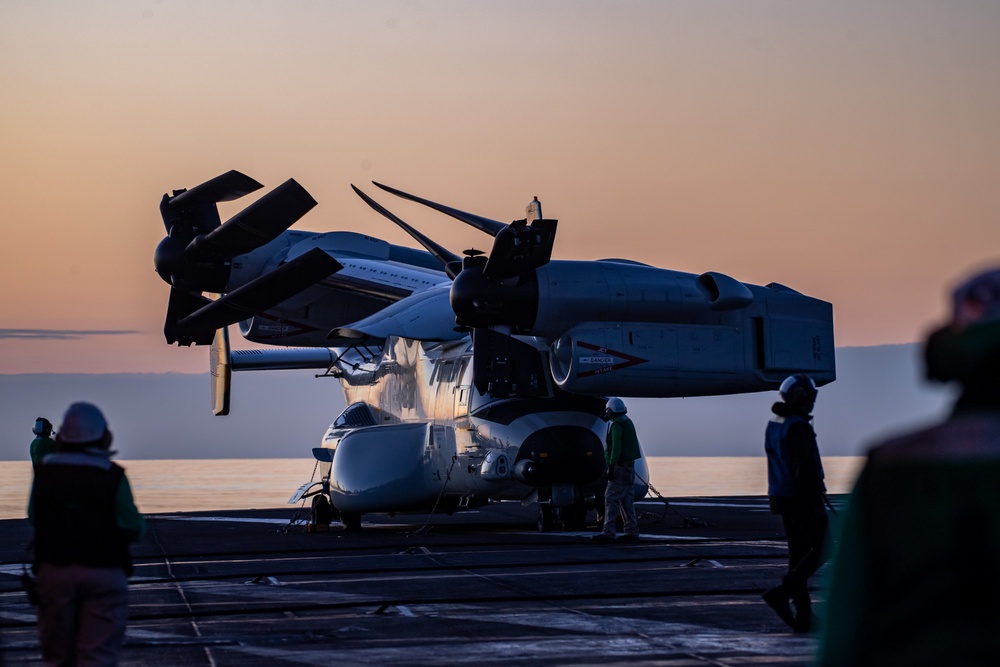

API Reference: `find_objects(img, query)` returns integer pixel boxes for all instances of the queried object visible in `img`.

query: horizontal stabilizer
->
[231,347,338,371]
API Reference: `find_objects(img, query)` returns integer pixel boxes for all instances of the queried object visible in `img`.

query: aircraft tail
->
[211,327,232,416]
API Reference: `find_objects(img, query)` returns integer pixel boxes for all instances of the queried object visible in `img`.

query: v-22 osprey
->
[153,171,835,531]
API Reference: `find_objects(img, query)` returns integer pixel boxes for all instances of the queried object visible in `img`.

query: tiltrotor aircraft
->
[154,170,836,531]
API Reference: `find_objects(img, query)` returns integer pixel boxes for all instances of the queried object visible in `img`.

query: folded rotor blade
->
[163,286,215,346]
[161,170,264,234]
[167,170,264,208]
[372,182,508,237]
[481,218,558,281]
[177,248,342,332]
[185,178,317,261]
[352,185,463,279]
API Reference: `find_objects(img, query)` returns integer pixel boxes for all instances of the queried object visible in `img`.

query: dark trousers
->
[775,500,829,599]
[36,563,128,667]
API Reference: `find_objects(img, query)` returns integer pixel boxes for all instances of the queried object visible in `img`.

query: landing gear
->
[341,512,362,532]
[326,496,361,531]
[309,494,333,532]
[561,501,588,532]
[537,501,588,533]
[538,505,554,533]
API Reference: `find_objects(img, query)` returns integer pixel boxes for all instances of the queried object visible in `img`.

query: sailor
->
[819,266,1000,665]
[762,373,828,632]
[593,397,642,542]
[28,402,146,667]
[29,417,56,470]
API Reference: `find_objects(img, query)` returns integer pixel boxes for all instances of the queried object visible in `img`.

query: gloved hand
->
[607,464,616,482]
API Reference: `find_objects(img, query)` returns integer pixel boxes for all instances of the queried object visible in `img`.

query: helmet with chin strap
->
[779,374,817,412]
[605,397,627,415]
[32,417,53,437]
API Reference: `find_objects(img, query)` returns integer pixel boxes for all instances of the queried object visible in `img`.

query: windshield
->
[333,402,377,428]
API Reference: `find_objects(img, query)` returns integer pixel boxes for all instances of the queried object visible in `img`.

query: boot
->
[762,586,796,630]
[791,592,813,633]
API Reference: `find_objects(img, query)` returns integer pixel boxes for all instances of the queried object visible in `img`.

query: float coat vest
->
[765,413,824,497]
[606,415,642,466]
[32,462,132,573]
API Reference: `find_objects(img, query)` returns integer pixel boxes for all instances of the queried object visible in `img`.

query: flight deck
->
[0,496,835,666]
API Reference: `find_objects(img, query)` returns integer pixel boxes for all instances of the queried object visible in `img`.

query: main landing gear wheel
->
[310,494,333,528]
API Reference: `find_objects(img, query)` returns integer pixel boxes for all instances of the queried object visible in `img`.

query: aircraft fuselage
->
[315,336,646,527]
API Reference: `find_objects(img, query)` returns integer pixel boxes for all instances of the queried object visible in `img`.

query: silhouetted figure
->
[29,402,146,667]
[762,373,829,632]
[29,418,56,471]
[593,397,642,542]
[819,266,1000,666]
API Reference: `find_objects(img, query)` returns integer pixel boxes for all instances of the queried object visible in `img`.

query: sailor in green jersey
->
[593,397,642,542]
[29,417,57,470]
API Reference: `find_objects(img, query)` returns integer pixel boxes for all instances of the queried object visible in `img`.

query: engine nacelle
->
[549,322,747,396]
[549,297,835,397]
[528,262,754,339]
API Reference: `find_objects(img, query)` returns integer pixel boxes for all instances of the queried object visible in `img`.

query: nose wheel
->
[537,501,588,533]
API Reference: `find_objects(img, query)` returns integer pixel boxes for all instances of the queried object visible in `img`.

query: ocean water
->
[0,456,865,520]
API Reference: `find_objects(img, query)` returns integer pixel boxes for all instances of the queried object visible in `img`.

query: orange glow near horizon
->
[2,2,998,373]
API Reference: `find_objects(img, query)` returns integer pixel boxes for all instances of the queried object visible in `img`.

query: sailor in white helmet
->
[592,397,642,542]
[28,402,146,666]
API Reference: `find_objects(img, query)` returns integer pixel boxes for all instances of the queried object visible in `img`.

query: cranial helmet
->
[32,417,53,437]
[779,374,817,412]
[605,397,627,415]
[950,267,1000,328]
[57,402,109,447]
[925,266,1000,385]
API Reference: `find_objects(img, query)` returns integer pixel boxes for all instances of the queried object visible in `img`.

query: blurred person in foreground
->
[818,266,1000,666]
[28,402,146,667]
[762,373,829,633]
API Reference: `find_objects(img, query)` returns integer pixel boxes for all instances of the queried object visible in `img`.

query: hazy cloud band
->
[0,329,142,340]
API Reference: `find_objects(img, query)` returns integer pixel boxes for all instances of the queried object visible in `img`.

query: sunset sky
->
[2,1,999,374]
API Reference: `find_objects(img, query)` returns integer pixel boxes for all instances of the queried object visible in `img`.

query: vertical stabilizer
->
[211,328,232,415]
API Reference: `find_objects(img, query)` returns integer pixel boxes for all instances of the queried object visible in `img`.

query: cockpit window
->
[333,402,377,428]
